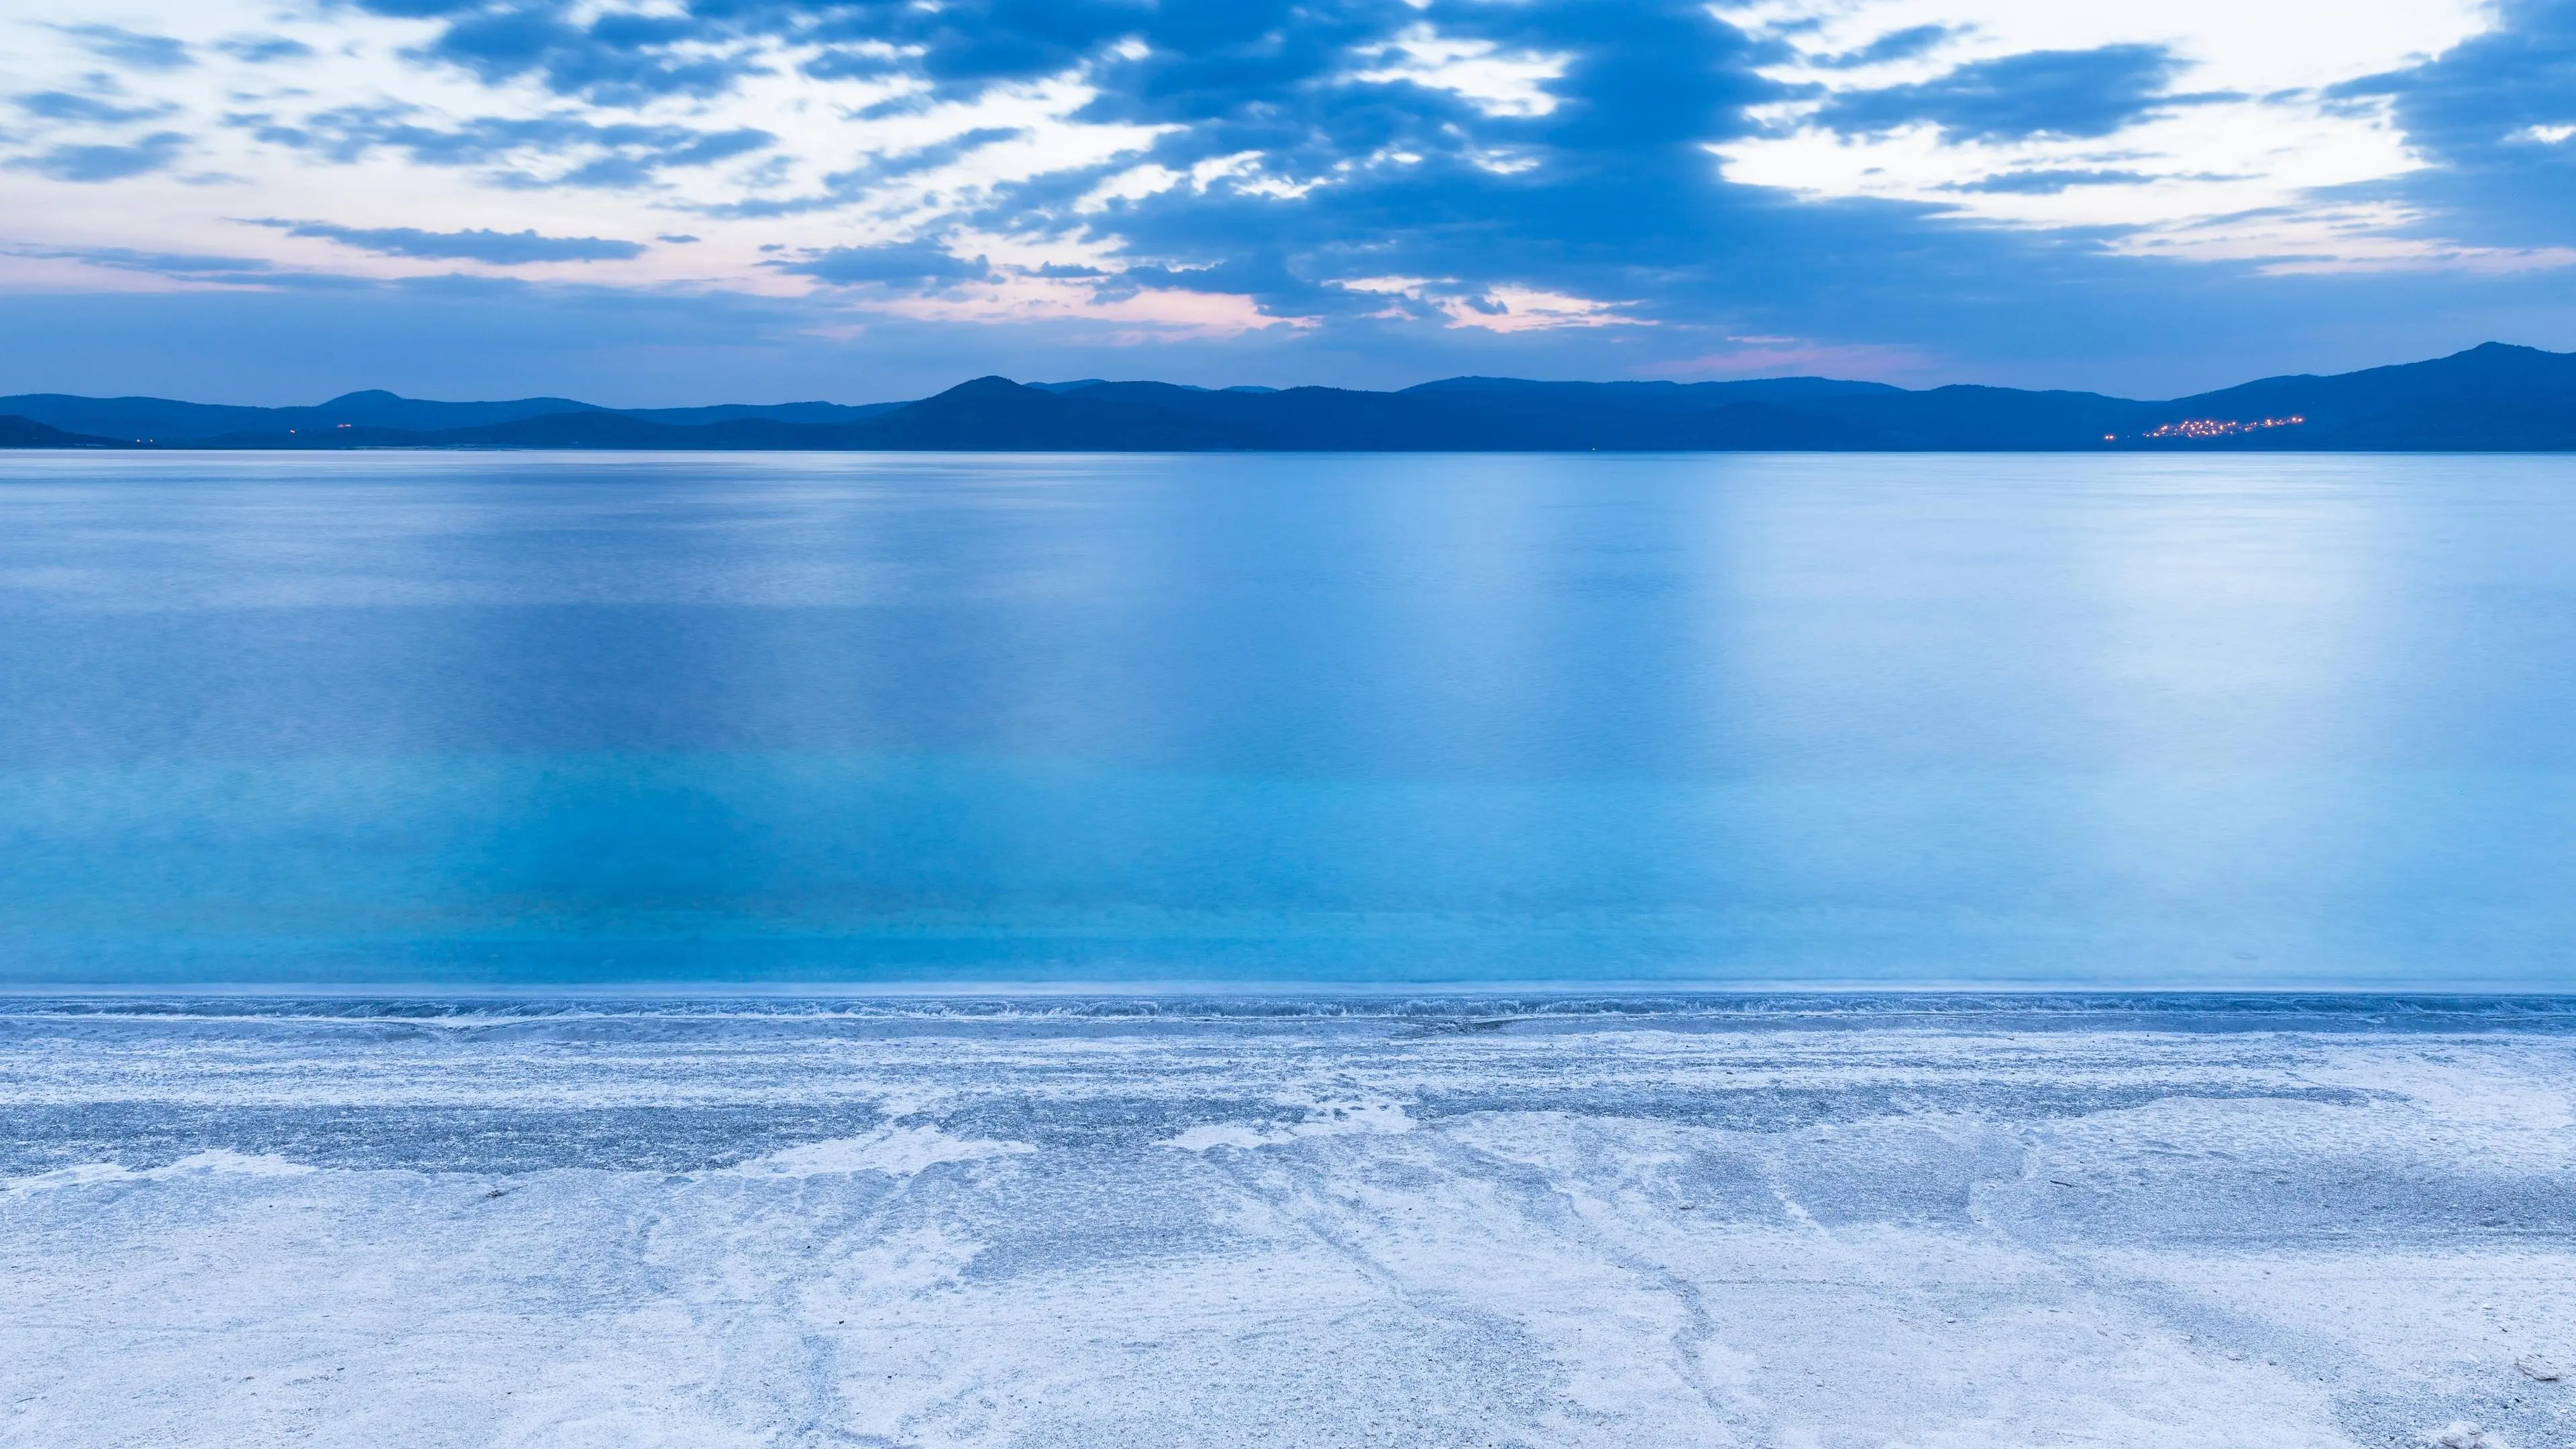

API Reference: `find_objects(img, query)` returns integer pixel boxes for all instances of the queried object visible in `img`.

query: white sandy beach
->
[2,1003,2570,1448]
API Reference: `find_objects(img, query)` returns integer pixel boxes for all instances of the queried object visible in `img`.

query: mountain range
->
[7,343,2575,452]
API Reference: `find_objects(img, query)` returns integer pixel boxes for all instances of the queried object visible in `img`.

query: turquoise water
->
[3,450,2572,989]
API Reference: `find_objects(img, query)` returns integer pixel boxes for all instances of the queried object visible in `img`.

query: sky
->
[1,0,2573,405]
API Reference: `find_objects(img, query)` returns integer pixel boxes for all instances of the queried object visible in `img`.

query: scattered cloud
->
[1336,276,1644,331]
[1943,168,2159,195]
[54,24,193,72]
[1347,26,1574,119]
[13,244,271,276]
[215,35,316,64]
[775,241,998,289]
[233,103,774,186]
[1813,44,2229,142]
[0,0,2569,398]
[251,219,649,263]
[15,91,177,125]
[7,131,188,182]
[391,2,769,106]
[1811,25,1960,71]
[2326,0,2576,246]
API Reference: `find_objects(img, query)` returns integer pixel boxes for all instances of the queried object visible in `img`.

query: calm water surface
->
[2,450,2571,988]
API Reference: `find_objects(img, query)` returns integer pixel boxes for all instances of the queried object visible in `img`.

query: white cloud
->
[1346,25,1571,118]
[0,0,2557,341]
[0,3,1171,299]
[1712,0,2518,272]
[1334,276,1643,331]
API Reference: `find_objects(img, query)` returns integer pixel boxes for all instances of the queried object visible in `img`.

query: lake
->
[3,450,2573,989]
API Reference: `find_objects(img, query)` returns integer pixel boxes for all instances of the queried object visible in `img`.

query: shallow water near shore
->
[4,450,2576,988]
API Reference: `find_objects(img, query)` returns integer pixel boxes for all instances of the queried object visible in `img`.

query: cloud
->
[55,24,193,72]
[13,244,272,277]
[689,124,1037,219]
[936,0,1803,333]
[233,103,773,186]
[402,3,767,106]
[1811,25,1959,70]
[844,127,1026,184]
[0,0,2569,401]
[251,219,649,262]
[1813,44,2228,142]
[216,35,316,63]
[7,131,187,182]
[14,91,177,124]
[2330,0,2576,246]
[775,241,998,289]
[1943,168,2158,195]
[9,252,2573,407]
[1336,276,1644,331]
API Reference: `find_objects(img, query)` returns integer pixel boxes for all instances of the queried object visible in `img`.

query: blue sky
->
[1,0,2572,404]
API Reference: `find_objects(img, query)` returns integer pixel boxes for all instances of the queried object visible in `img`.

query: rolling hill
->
[5,343,2571,451]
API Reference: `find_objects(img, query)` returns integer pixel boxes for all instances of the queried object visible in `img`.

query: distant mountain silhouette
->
[2152,343,2576,449]
[0,414,122,448]
[5,343,2572,451]
[0,389,892,446]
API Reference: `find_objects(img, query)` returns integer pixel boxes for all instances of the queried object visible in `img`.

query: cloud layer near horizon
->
[2,0,2573,403]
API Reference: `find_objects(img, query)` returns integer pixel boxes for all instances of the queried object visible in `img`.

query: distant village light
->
[2122,415,2308,441]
